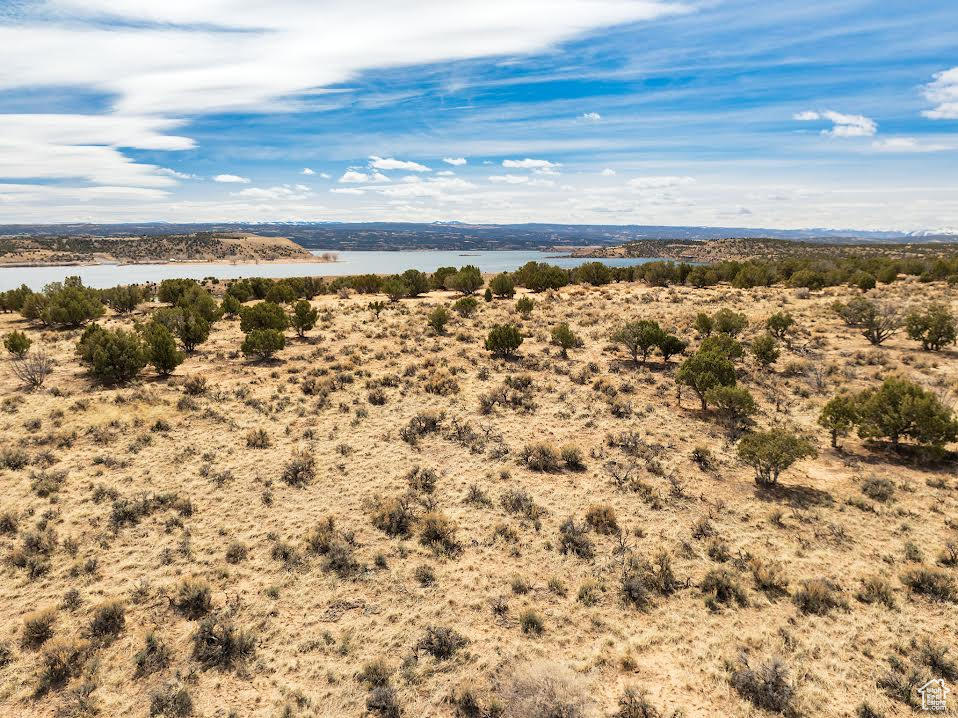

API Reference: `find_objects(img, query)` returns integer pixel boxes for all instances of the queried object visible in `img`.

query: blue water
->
[0,250,656,291]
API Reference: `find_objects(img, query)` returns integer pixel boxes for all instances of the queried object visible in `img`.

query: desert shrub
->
[367,684,402,718]
[750,556,789,595]
[693,312,713,337]
[850,271,877,291]
[290,300,318,337]
[833,297,899,345]
[905,303,956,350]
[490,272,515,298]
[183,375,207,395]
[853,377,958,449]
[89,600,125,640]
[614,687,663,718]
[282,451,315,487]
[239,301,289,332]
[399,410,444,443]
[76,324,148,384]
[584,504,618,534]
[519,442,562,471]
[793,578,847,614]
[414,564,435,586]
[701,568,748,609]
[191,616,256,670]
[406,466,439,493]
[902,568,956,602]
[0,509,18,532]
[856,575,896,608]
[37,637,90,693]
[417,625,467,660]
[878,655,925,708]
[174,578,212,619]
[550,322,583,358]
[357,658,393,687]
[729,655,796,715]
[419,512,461,555]
[149,682,193,717]
[11,350,55,390]
[676,350,736,410]
[817,394,859,448]
[453,296,479,317]
[372,496,416,538]
[427,305,452,334]
[918,639,957,681]
[737,429,816,486]
[225,541,247,564]
[220,293,242,318]
[705,385,756,428]
[750,333,780,369]
[3,330,31,357]
[861,477,894,502]
[713,308,747,336]
[485,324,523,357]
[765,312,795,340]
[699,333,744,360]
[245,428,271,449]
[691,446,714,470]
[134,632,171,677]
[621,553,678,608]
[558,517,594,559]
[514,261,570,292]
[22,608,57,648]
[515,296,535,317]
[560,445,584,469]
[500,662,590,718]
[38,278,105,328]
[445,266,484,295]
[612,320,665,366]
[657,334,687,362]
[241,328,285,360]
[519,609,545,635]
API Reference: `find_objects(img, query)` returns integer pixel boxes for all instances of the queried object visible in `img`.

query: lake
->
[0,250,657,291]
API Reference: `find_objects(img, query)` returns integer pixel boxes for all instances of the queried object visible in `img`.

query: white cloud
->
[600,168,616,176]
[436,170,456,176]
[922,67,958,119]
[502,158,560,169]
[301,167,315,175]
[627,175,695,189]
[369,156,431,172]
[580,112,602,121]
[794,109,877,137]
[871,137,953,153]
[443,157,467,166]
[338,169,391,183]
[213,174,251,183]
[489,174,531,184]
[233,184,312,200]
[320,172,331,179]
[157,168,198,180]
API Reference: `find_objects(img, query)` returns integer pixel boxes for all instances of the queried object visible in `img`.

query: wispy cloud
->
[442,157,467,166]
[794,110,877,137]
[369,156,430,172]
[922,67,958,119]
[213,174,251,184]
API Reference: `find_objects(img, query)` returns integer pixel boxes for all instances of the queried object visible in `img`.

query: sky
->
[0,0,956,230]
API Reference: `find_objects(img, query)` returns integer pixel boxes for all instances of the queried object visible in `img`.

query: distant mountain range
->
[1,222,956,251]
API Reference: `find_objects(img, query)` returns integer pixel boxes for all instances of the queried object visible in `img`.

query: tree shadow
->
[753,482,834,509]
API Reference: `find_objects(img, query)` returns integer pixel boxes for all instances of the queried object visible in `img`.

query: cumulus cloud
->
[233,184,312,200]
[339,170,390,183]
[793,109,877,137]
[369,156,431,172]
[442,157,467,166]
[580,112,602,121]
[213,174,251,183]
[922,67,958,119]
[301,167,315,175]
[489,174,531,184]
[627,175,695,189]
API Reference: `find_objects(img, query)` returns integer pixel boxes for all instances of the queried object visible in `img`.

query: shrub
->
[614,687,663,718]
[290,300,318,337]
[357,658,393,687]
[713,308,747,336]
[406,466,438,494]
[854,377,958,448]
[22,608,57,647]
[519,609,545,635]
[401,268,431,297]
[225,541,247,564]
[833,297,899,345]
[241,328,285,360]
[699,333,744,360]
[141,322,184,376]
[902,568,956,602]
[485,324,523,358]
[500,662,591,718]
[737,429,816,486]
[89,600,125,640]
[101,284,147,314]
[693,312,713,337]
[220,292,242,318]
[905,303,956,351]
[765,312,795,340]
[484,287,493,302]
[173,578,212,620]
[519,443,561,471]
[382,277,410,302]
[453,296,479,317]
[560,444,584,469]
[11,350,54,389]
[793,578,847,614]
[584,504,618,534]
[419,512,460,555]
[861,477,894,502]
[239,301,289,332]
[416,625,467,660]
[701,568,748,609]
[612,320,666,366]
[856,575,896,608]
[489,272,515,298]
[3,330,31,357]
[657,334,687,362]
[372,496,416,538]
[558,517,594,559]
[282,451,315,487]
[149,682,193,717]
[550,322,582,358]
[729,655,796,715]
[191,616,255,670]
[750,333,780,369]
[245,428,271,448]
[134,632,171,677]
[445,266,483,295]
[705,385,756,428]
[515,296,535,318]
[818,394,859,448]
[427,305,451,334]
[39,278,105,328]
[749,556,789,595]
[366,684,402,718]
[76,324,148,384]
[676,350,736,411]
[850,271,877,291]
[37,637,90,693]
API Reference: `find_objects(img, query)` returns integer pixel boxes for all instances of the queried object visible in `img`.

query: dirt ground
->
[0,277,956,717]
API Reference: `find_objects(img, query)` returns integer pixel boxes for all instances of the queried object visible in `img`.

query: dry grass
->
[0,277,956,716]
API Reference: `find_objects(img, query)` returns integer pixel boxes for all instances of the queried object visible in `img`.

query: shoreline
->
[0,255,338,269]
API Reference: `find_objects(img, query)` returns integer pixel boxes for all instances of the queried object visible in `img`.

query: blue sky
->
[0,0,956,229]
